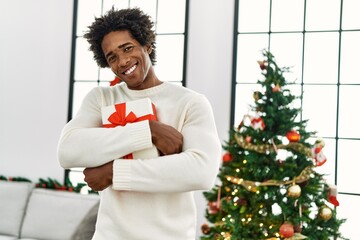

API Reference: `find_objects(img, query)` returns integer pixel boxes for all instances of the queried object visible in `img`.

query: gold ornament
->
[288,184,301,198]
[221,232,232,239]
[253,91,261,101]
[319,206,332,221]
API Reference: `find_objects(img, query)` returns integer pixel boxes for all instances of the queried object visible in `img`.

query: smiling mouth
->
[123,64,137,75]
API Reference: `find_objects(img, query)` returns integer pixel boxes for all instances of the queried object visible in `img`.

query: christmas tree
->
[200,50,347,240]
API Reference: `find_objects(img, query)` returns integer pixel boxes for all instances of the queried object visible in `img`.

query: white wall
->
[187,0,234,237]
[0,0,73,181]
[0,0,234,238]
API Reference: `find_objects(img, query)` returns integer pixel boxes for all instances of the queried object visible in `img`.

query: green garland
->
[0,175,97,194]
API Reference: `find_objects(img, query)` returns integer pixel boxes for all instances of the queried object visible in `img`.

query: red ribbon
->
[103,103,157,128]
[103,102,157,159]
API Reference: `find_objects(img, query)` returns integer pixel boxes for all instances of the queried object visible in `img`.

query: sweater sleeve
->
[57,87,153,169]
[112,94,222,192]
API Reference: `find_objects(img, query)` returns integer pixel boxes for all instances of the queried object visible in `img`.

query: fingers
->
[83,163,113,191]
[149,120,183,155]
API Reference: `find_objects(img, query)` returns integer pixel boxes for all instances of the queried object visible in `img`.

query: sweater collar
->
[119,82,168,98]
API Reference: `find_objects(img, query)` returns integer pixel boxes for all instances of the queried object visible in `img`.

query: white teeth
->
[124,65,137,75]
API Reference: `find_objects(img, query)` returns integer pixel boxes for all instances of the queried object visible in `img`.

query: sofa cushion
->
[0,235,19,240]
[71,201,99,240]
[20,188,99,240]
[0,181,34,237]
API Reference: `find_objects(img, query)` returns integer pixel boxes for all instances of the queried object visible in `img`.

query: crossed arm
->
[83,120,183,191]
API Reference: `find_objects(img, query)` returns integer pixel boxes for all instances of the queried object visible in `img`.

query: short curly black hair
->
[83,7,156,68]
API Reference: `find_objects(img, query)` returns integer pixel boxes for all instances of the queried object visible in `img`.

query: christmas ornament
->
[222,152,233,163]
[222,232,232,239]
[201,223,211,234]
[319,206,333,221]
[245,136,252,143]
[272,84,281,92]
[208,201,220,214]
[257,60,267,70]
[287,184,301,198]
[328,184,340,207]
[286,130,300,142]
[253,91,261,101]
[311,139,327,166]
[279,222,294,238]
[294,224,302,233]
[250,116,265,130]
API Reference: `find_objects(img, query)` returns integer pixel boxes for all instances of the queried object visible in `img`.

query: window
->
[66,0,188,186]
[232,0,359,238]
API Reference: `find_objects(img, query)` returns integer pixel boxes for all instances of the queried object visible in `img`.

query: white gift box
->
[101,98,159,159]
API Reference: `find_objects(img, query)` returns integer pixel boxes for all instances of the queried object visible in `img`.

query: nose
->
[118,55,130,67]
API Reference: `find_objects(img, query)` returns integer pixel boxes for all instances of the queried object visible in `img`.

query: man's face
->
[101,30,153,90]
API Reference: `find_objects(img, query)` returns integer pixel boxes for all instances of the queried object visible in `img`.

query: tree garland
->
[234,134,313,157]
[226,166,314,192]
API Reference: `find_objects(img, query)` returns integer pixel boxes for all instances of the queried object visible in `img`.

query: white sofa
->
[0,181,99,240]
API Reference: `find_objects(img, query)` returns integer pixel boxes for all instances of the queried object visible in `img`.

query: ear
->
[146,45,152,54]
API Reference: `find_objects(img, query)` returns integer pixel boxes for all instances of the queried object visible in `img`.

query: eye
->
[108,55,116,63]
[124,46,133,52]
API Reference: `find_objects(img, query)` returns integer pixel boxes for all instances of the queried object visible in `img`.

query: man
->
[58,7,221,240]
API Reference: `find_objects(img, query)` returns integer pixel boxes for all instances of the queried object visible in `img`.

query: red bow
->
[103,103,157,128]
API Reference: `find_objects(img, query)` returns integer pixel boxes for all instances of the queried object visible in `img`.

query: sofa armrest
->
[0,181,34,238]
[20,188,99,240]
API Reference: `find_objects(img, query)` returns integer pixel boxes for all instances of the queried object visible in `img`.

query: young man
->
[57,8,221,240]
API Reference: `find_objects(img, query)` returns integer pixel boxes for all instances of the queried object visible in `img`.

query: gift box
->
[101,98,159,159]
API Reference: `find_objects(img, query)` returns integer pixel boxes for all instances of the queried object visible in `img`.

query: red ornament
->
[208,201,220,214]
[279,222,294,238]
[110,76,121,86]
[257,60,267,70]
[272,84,281,92]
[222,152,233,163]
[286,130,300,142]
[312,139,327,166]
[245,136,252,143]
[328,184,340,207]
[201,223,211,234]
[251,116,265,130]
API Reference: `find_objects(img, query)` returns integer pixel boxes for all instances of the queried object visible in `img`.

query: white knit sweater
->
[57,82,221,240]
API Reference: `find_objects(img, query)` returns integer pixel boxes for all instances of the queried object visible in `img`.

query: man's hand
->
[149,120,183,155]
[83,161,113,191]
